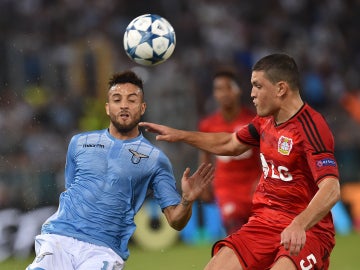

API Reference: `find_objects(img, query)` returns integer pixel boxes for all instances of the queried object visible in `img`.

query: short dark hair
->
[108,70,144,95]
[213,69,240,86]
[253,53,300,91]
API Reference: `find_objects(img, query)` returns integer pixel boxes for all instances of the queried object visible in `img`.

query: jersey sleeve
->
[235,115,261,147]
[151,152,181,209]
[302,114,339,184]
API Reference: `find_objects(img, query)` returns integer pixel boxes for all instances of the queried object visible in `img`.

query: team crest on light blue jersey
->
[129,149,149,164]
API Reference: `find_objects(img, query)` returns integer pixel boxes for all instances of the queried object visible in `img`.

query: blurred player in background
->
[198,69,261,234]
[26,70,214,270]
[140,53,341,270]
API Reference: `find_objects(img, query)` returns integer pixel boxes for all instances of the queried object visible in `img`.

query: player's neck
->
[221,105,240,122]
[108,125,140,140]
[275,96,304,125]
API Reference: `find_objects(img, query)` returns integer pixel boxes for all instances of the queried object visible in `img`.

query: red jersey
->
[236,103,339,242]
[199,107,261,207]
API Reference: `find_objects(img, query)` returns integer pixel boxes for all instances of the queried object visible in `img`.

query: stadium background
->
[0,0,359,269]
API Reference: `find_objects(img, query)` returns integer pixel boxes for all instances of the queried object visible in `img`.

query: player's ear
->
[140,102,146,116]
[105,102,110,116]
[277,81,288,97]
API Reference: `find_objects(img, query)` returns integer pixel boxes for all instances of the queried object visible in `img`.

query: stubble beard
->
[111,114,141,134]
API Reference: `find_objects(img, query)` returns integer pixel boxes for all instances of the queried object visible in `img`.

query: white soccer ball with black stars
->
[123,14,176,66]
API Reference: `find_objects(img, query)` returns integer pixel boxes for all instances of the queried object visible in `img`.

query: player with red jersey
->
[199,70,261,234]
[217,104,338,269]
[140,53,340,270]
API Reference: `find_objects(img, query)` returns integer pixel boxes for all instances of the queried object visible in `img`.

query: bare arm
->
[163,163,215,231]
[139,122,250,156]
[280,177,340,255]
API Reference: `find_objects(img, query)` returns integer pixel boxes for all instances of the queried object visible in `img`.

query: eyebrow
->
[110,92,139,97]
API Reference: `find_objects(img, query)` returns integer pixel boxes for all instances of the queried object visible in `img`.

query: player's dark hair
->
[252,53,300,91]
[213,69,240,86]
[108,70,144,96]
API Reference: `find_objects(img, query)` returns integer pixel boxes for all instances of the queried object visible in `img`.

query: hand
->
[280,220,306,256]
[139,122,181,142]
[181,163,214,204]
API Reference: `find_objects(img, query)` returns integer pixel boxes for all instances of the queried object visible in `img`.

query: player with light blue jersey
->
[26,71,214,270]
[42,129,180,260]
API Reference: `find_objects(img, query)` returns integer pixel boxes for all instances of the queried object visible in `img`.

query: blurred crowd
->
[0,0,359,260]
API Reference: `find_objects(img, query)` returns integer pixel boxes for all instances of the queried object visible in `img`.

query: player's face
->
[106,83,146,136]
[213,76,241,109]
[251,71,280,117]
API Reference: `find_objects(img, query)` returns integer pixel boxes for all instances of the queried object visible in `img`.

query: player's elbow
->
[163,206,189,231]
[171,223,184,231]
[323,177,341,207]
[168,219,186,231]
[333,181,341,205]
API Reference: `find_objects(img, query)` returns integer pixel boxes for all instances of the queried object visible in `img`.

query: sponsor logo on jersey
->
[82,143,105,148]
[278,136,293,155]
[316,158,336,168]
[129,149,149,164]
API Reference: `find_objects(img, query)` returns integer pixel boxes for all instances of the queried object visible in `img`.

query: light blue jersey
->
[42,129,181,260]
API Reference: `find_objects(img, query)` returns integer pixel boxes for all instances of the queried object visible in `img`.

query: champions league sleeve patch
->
[316,158,337,168]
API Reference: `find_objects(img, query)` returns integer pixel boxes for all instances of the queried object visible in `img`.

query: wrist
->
[180,196,192,207]
[292,216,308,230]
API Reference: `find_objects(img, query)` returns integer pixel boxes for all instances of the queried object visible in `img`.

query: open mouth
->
[119,112,130,120]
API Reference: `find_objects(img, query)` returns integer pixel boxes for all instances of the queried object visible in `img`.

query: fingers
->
[198,163,215,186]
[184,163,214,184]
[280,232,306,256]
[203,164,215,182]
[156,135,168,141]
[182,167,190,178]
[196,163,214,178]
[280,234,290,251]
[290,238,304,256]
[181,163,214,203]
[184,163,213,178]
[139,122,161,134]
[138,121,151,128]
[139,122,172,142]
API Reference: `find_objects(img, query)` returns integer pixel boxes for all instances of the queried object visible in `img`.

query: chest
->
[75,142,154,190]
[258,122,308,181]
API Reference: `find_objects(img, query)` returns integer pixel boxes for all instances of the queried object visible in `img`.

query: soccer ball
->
[123,14,176,66]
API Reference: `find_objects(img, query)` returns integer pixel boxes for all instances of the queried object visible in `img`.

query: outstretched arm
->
[163,163,215,230]
[139,122,250,156]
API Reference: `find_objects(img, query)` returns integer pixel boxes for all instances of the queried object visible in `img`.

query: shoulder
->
[68,129,107,146]
[138,135,169,160]
[71,129,106,139]
[294,104,333,134]
[251,115,272,129]
[293,104,335,151]
[139,142,172,172]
